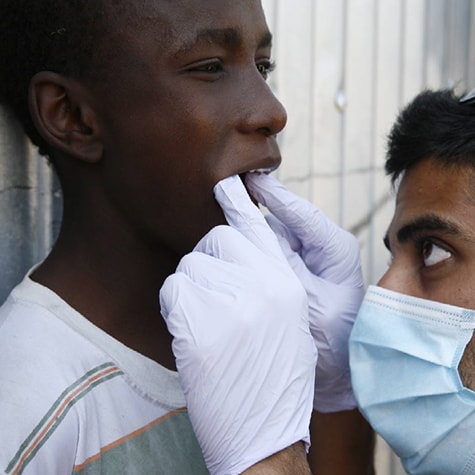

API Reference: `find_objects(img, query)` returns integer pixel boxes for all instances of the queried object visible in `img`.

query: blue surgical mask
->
[349,285,475,475]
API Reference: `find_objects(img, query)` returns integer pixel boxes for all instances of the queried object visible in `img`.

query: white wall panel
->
[308,0,347,221]
[401,0,426,102]
[272,0,315,199]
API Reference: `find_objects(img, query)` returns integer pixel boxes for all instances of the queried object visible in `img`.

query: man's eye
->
[256,60,276,80]
[422,240,452,267]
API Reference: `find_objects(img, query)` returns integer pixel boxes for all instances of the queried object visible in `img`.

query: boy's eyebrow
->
[383,214,461,251]
[173,28,273,56]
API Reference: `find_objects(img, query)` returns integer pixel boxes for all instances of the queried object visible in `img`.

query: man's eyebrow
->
[383,214,461,251]
[173,28,273,56]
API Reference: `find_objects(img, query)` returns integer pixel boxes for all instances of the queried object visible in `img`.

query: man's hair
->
[0,0,120,157]
[386,89,475,184]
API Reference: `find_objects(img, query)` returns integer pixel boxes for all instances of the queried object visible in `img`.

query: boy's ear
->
[29,71,103,162]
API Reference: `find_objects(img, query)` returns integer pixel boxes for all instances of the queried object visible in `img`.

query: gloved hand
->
[159,175,317,475]
[245,172,364,413]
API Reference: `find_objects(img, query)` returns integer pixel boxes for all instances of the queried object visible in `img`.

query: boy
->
[0,1,373,473]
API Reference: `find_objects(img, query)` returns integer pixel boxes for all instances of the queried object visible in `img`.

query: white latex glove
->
[159,175,317,475]
[245,172,364,413]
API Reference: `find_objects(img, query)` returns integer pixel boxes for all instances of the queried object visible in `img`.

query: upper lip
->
[237,138,282,175]
[237,151,281,176]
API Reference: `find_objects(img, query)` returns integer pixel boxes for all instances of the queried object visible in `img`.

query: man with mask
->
[350,89,475,475]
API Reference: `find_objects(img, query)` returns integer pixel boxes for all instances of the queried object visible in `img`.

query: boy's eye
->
[256,60,276,80]
[193,61,223,74]
[422,240,451,267]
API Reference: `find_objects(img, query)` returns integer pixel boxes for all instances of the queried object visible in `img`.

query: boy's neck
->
[30,230,179,371]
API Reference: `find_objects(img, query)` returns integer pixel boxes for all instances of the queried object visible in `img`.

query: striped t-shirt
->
[0,274,208,475]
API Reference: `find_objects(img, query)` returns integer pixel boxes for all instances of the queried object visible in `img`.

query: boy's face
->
[89,0,286,255]
[379,157,475,389]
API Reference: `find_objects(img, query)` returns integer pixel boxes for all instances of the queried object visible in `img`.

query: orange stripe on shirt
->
[73,407,188,472]
[11,365,121,475]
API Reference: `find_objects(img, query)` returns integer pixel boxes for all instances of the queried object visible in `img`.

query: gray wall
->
[0,108,60,302]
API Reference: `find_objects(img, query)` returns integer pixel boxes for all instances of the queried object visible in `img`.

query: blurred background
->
[1,1,475,473]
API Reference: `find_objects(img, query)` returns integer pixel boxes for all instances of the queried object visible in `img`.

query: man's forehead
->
[385,159,475,245]
[396,158,475,206]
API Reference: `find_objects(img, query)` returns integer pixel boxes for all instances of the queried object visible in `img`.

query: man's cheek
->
[458,333,475,391]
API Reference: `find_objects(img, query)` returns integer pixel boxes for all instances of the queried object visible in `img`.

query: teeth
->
[248,167,274,174]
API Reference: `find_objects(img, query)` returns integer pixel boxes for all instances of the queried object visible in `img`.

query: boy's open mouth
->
[238,173,257,205]
[239,167,276,206]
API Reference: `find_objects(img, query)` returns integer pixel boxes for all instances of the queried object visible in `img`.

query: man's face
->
[89,0,286,255]
[379,157,475,389]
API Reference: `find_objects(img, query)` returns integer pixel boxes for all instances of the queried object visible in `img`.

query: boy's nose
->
[238,75,287,136]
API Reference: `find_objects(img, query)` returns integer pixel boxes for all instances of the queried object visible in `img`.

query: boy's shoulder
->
[0,276,125,430]
[0,276,208,475]
[0,273,186,407]
[0,275,110,379]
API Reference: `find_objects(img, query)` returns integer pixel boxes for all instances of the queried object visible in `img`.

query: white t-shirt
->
[0,273,208,474]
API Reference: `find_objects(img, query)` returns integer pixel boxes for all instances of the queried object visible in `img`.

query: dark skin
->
[27,0,374,472]
[381,157,475,391]
[30,0,285,370]
[309,410,375,475]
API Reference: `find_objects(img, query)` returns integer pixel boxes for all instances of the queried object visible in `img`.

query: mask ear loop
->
[459,88,475,104]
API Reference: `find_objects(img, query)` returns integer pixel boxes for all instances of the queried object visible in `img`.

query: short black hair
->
[386,89,475,185]
[0,0,124,157]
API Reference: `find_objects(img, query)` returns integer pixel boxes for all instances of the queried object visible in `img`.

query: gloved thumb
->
[214,175,285,263]
[246,173,362,286]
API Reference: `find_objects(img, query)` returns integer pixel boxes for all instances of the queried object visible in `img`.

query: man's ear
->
[29,71,103,162]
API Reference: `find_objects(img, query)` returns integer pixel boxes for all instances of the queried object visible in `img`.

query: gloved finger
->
[244,172,320,245]
[245,172,362,285]
[171,226,292,304]
[193,225,278,270]
[279,245,362,365]
[160,269,241,352]
[267,225,329,300]
[265,214,301,253]
[176,245,235,290]
[213,175,285,262]
[159,271,198,324]
[159,244,237,324]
